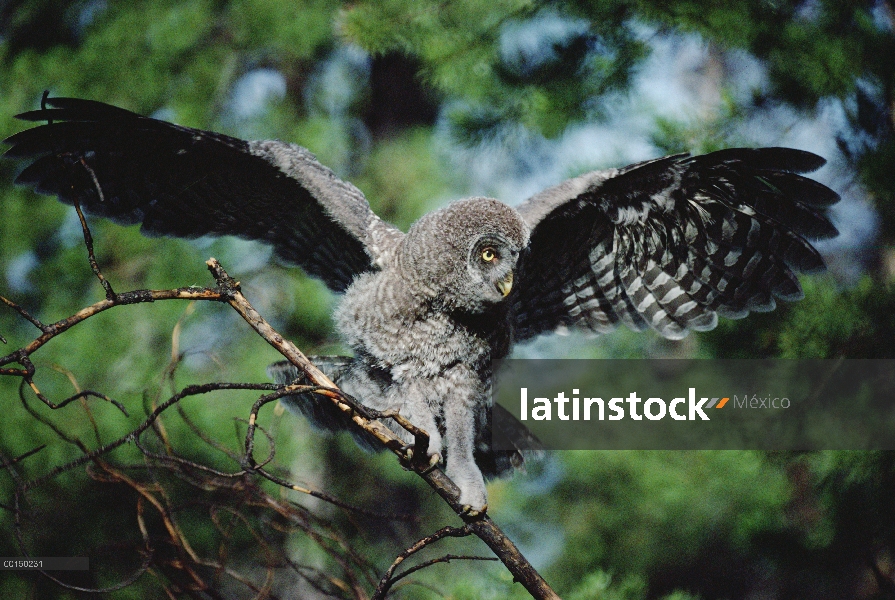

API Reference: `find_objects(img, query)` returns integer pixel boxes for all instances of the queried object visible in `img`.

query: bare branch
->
[0,286,227,375]
[18,381,275,492]
[0,445,46,469]
[71,178,115,300]
[382,555,499,596]
[373,525,475,599]
[0,294,47,332]
[242,386,416,520]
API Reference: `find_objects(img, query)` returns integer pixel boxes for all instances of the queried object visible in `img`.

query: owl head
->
[400,197,530,313]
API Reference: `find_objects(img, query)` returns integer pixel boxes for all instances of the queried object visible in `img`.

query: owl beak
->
[496,271,514,297]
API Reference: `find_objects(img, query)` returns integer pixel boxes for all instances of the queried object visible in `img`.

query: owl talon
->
[460,503,488,519]
[419,452,442,474]
[400,445,441,473]
[397,445,414,470]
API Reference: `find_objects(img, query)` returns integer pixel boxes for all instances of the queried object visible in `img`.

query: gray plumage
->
[5,97,840,513]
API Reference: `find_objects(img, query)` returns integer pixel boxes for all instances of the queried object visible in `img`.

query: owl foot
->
[420,450,442,474]
[460,503,488,519]
[401,445,442,474]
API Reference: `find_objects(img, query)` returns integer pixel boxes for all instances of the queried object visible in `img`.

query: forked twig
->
[372,525,496,599]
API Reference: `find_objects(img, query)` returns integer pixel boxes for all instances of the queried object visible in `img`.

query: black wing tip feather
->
[13,96,140,122]
[4,96,144,157]
[5,96,249,160]
[690,146,840,244]
[699,147,827,174]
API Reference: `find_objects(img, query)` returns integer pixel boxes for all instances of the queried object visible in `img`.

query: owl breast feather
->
[335,269,498,382]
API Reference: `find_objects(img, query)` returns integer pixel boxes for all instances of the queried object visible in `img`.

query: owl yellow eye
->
[481,247,497,263]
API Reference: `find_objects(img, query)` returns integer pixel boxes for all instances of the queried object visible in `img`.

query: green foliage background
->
[0,0,894,598]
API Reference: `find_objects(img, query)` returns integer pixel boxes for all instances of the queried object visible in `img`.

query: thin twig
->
[373,525,475,599]
[0,445,46,469]
[22,371,129,414]
[51,363,108,447]
[19,382,274,492]
[384,554,499,595]
[0,294,47,332]
[0,286,227,374]
[243,388,413,517]
[74,160,115,299]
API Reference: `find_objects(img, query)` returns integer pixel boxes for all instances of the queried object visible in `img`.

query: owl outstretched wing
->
[4,96,403,292]
[511,148,839,342]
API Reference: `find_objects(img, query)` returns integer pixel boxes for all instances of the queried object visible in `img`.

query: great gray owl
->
[4,96,839,514]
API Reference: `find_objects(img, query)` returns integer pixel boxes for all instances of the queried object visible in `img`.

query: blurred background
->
[1,0,894,598]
